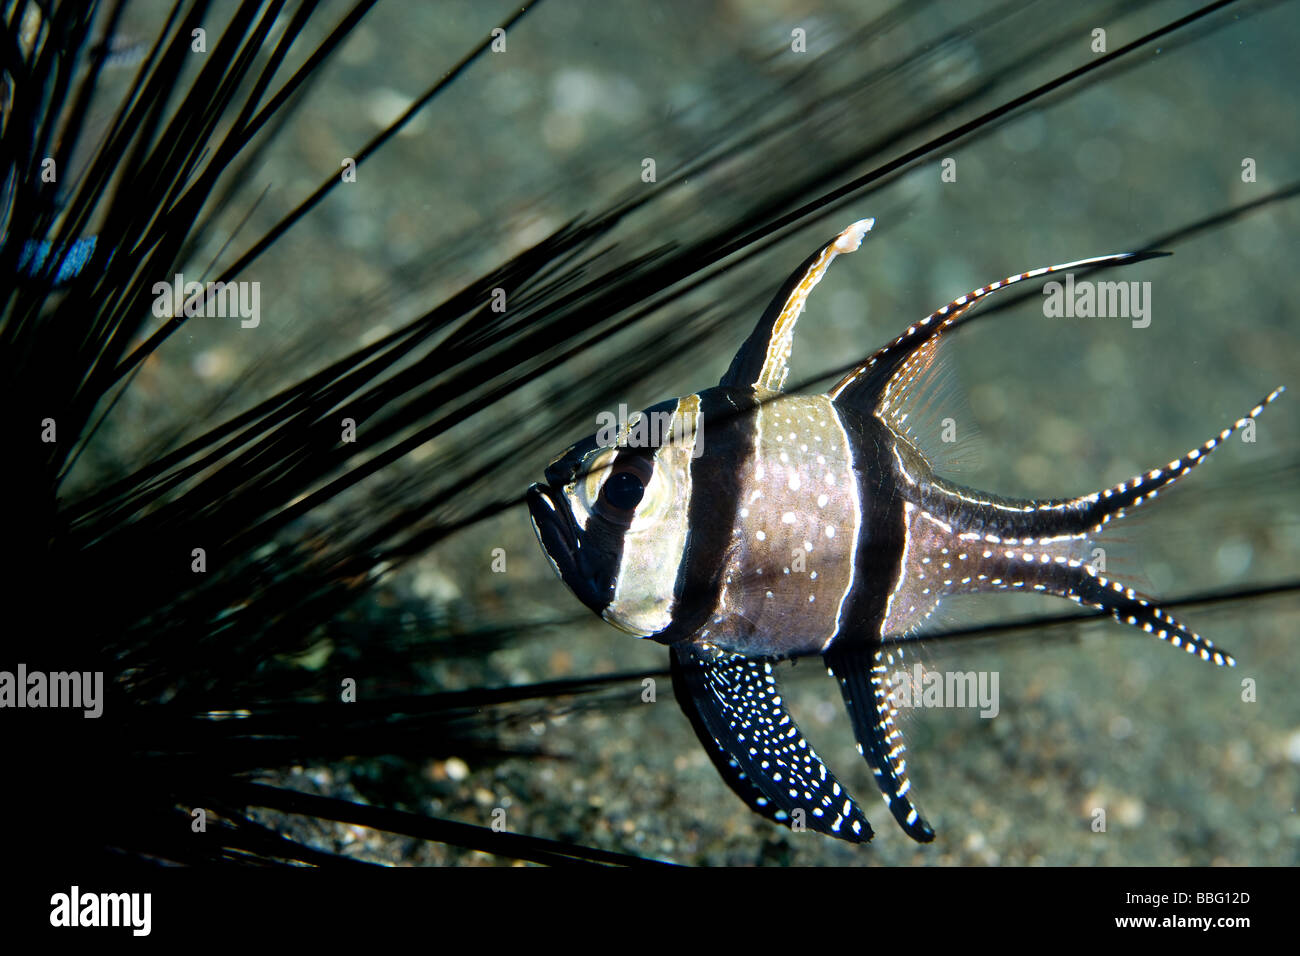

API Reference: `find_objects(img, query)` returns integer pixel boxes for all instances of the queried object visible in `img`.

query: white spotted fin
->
[671,646,875,843]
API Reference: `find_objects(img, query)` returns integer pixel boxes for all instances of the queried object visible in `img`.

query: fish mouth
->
[526,482,607,614]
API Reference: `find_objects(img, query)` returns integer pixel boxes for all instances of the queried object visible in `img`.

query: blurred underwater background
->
[4,0,1298,866]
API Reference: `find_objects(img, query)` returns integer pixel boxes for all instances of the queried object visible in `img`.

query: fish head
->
[527,396,704,637]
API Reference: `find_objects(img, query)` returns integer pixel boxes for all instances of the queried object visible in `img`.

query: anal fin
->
[825,643,936,843]
[670,645,874,843]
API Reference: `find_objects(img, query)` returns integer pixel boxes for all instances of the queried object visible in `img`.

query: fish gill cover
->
[1,0,1297,869]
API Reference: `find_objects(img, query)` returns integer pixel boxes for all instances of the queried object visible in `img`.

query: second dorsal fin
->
[829,250,1169,415]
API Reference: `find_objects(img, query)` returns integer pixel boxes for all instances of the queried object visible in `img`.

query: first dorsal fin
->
[828,250,1169,414]
[670,645,875,843]
[721,219,875,393]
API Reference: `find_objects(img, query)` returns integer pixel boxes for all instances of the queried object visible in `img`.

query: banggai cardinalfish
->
[527,218,1283,844]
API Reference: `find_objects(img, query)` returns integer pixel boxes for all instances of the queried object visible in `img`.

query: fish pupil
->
[603,471,645,510]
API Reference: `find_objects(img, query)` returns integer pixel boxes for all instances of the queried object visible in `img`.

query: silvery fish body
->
[527,219,1283,844]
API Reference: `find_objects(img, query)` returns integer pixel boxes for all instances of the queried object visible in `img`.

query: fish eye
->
[594,455,653,522]
[603,470,645,510]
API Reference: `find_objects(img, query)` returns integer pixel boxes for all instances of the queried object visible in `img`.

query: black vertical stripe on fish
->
[656,387,759,643]
[828,404,908,648]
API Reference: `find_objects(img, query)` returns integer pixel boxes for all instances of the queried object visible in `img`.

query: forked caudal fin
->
[892,385,1285,669]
